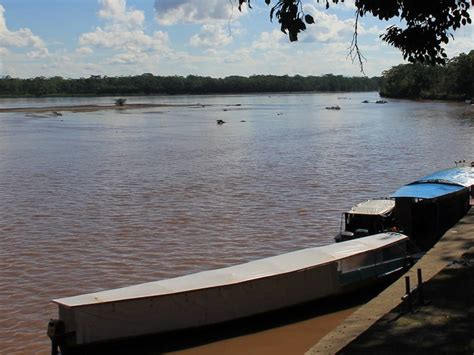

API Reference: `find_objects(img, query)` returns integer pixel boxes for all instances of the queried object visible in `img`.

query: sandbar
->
[0,103,202,114]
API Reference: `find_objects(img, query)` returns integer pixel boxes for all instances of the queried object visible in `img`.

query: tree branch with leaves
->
[238,0,472,68]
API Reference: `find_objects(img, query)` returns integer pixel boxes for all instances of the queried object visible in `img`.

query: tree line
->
[0,74,380,98]
[380,50,474,100]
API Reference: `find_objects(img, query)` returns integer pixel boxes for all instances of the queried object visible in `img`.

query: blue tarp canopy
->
[415,167,474,187]
[391,182,465,199]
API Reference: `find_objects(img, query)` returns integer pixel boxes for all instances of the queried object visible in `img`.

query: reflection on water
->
[0,92,472,354]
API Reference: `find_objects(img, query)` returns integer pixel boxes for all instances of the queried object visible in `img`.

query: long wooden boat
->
[50,233,409,350]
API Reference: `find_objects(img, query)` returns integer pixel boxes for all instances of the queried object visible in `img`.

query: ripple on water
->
[0,93,473,353]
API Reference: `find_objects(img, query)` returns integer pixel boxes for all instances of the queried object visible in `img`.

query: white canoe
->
[53,233,409,346]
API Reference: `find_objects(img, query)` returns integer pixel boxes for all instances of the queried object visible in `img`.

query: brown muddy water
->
[0,92,472,354]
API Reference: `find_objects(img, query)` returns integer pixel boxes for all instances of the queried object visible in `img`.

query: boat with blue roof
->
[390,165,473,250]
[335,165,473,249]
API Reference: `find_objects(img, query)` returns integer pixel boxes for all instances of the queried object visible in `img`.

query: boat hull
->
[59,263,339,345]
[52,233,409,349]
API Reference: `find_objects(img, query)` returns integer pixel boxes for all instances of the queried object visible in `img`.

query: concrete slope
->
[306,209,474,354]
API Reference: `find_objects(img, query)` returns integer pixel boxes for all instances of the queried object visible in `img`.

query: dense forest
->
[4,51,472,100]
[380,50,474,100]
[0,74,380,98]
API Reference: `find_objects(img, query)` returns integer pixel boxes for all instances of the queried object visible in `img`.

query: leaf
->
[297,18,307,30]
[305,14,315,24]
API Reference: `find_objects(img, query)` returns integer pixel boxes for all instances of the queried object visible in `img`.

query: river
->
[0,92,472,354]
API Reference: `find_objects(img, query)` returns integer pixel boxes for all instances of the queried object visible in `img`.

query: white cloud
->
[251,30,289,50]
[76,46,94,55]
[154,0,243,25]
[301,7,380,43]
[106,52,148,64]
[84,63,103,72]
[223,48,255,66]
[0,5,46,49]
[190,23,232,47]
[80,28,169,52]
[1,0,406,78]
[98,0,145,28]
[78,0,170,65]
[445,33,474,57]
[27,47,49,59]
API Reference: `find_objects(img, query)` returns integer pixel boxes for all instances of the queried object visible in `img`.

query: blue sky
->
[0,0,473,78]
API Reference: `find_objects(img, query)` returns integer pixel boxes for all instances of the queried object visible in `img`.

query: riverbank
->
[307,208,474,354]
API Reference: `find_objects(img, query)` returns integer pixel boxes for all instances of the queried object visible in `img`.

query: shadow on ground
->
[340,252,474,354]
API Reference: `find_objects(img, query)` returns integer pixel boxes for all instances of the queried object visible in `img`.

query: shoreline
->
[168,306,358,355]
[307,208,474,354]
[0,103,201,114]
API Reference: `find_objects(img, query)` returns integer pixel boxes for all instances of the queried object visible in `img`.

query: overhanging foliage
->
[239,0,472,66]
